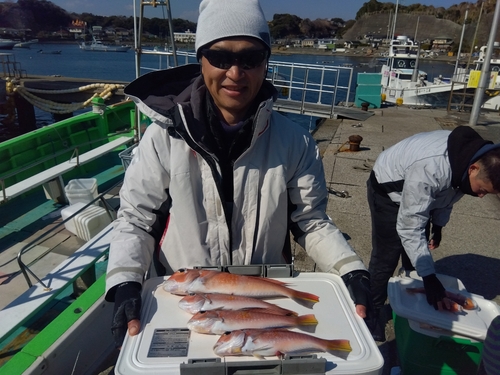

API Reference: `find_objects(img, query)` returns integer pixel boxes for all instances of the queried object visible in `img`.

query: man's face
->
[469,163,498,197]
[200,37,268,125]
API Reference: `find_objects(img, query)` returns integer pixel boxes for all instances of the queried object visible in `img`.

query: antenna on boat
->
[469,0,500,125]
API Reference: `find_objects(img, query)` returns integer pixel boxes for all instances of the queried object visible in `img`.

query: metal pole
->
[166,0,178,67]
[469,0,500,126]
[454,8,468,76]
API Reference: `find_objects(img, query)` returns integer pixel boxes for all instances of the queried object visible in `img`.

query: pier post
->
[13,92,36,133]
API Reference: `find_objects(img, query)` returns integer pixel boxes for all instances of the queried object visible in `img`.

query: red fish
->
[164,268,319,308]
[178,293,298,316]
[405,287,475,312]
[186,309,318,335]
[213,329,352,360]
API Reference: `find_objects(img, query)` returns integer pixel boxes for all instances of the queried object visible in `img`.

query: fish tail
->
[297,314,319,326]
[290,290,320,309]
[325,339,352,360]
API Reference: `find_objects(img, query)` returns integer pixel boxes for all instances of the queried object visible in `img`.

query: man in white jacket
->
[368,126,500,341]
[106,0,373,347]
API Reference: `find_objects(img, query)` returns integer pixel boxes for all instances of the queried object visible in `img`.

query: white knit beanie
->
[195,0,271,56]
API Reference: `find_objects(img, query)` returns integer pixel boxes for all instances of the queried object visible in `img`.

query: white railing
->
[137,49,355,118]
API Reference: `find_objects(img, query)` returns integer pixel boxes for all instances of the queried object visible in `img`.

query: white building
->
[174,29,196,44]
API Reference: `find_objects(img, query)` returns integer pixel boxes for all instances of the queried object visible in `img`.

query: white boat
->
[0,38,17,50]
[468,44,500,111]
[14,39,39,48]
[380,36,468,107]
[80,37,131,52]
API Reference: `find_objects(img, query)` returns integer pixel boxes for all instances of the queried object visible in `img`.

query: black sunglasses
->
[200,48,268,70]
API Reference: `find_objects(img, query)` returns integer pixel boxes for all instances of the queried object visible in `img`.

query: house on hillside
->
[432,36,454,52]
[301,39,315,48]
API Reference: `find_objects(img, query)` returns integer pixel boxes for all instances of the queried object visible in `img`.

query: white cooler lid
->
[116,272,384,375]
[388,272,500,341]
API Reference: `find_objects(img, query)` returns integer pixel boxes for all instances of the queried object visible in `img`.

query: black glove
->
[430,225,442,247]
[341,270,373,326]
[111,282,142,348]
[422,274,446,310]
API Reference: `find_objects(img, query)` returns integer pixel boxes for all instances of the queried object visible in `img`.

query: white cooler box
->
[116,272,384,375]
[61,202,114,241]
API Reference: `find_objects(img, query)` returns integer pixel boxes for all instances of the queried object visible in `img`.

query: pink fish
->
[213,329,352,360]
[186,309,318,335]
[164,268,319,308]
[178,293,298,316]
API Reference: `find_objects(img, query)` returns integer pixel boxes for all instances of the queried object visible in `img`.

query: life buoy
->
[398,60,405,68]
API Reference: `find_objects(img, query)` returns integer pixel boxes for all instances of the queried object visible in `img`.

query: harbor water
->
[4,42,457,135]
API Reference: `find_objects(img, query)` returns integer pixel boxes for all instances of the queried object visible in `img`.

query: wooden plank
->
[1,136,132,203]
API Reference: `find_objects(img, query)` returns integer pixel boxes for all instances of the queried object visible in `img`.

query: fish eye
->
[200,310,207,314]
[178,268,186,273]
[188,293,196,296]
[223,331,231,336]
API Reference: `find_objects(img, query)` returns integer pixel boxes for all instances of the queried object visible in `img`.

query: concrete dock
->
[295,106,500,374]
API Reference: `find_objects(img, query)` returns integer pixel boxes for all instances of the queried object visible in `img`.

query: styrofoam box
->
[61,202,113,241]
[388,272,500,341]
[116,273,384,375]
[64,178,98,205]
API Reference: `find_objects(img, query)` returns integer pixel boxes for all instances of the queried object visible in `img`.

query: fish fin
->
[325,339,352,360]
[248,275,288,286]
[253,353,266,360]
[290,291,320,309]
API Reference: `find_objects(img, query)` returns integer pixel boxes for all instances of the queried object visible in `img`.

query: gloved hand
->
[422,273,446,310]
[111,282,142,348]
[429,225,442,250]
[341,270,373,323]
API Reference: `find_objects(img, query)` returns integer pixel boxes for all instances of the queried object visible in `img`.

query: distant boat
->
[0,38,17,50]
[80,37,130,52]
[38,49,62,54]
[14,39,39,48]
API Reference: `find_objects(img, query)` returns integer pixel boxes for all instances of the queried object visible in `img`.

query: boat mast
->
[390,0,399,42]
[453,7,468,76]
[411,17,420,83]
[469,0,500,125]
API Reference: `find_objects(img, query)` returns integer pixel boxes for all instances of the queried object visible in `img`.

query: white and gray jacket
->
[105,65,366,294]
[373,130,464,277]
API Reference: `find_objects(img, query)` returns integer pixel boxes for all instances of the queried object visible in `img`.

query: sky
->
[48,0,461,22]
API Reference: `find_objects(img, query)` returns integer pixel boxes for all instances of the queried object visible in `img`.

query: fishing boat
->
[80,37,131,53]
[468,44,500,111]
[0,39,17,50]
[380,35,469,107]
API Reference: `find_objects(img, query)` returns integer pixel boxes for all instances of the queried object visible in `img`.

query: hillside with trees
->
[0,0,498,48]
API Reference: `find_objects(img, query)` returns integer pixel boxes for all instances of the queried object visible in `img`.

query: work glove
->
[429,225,442,249]
[341,270,373,327]
[111,281,142,348]
[422,273,446,310]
